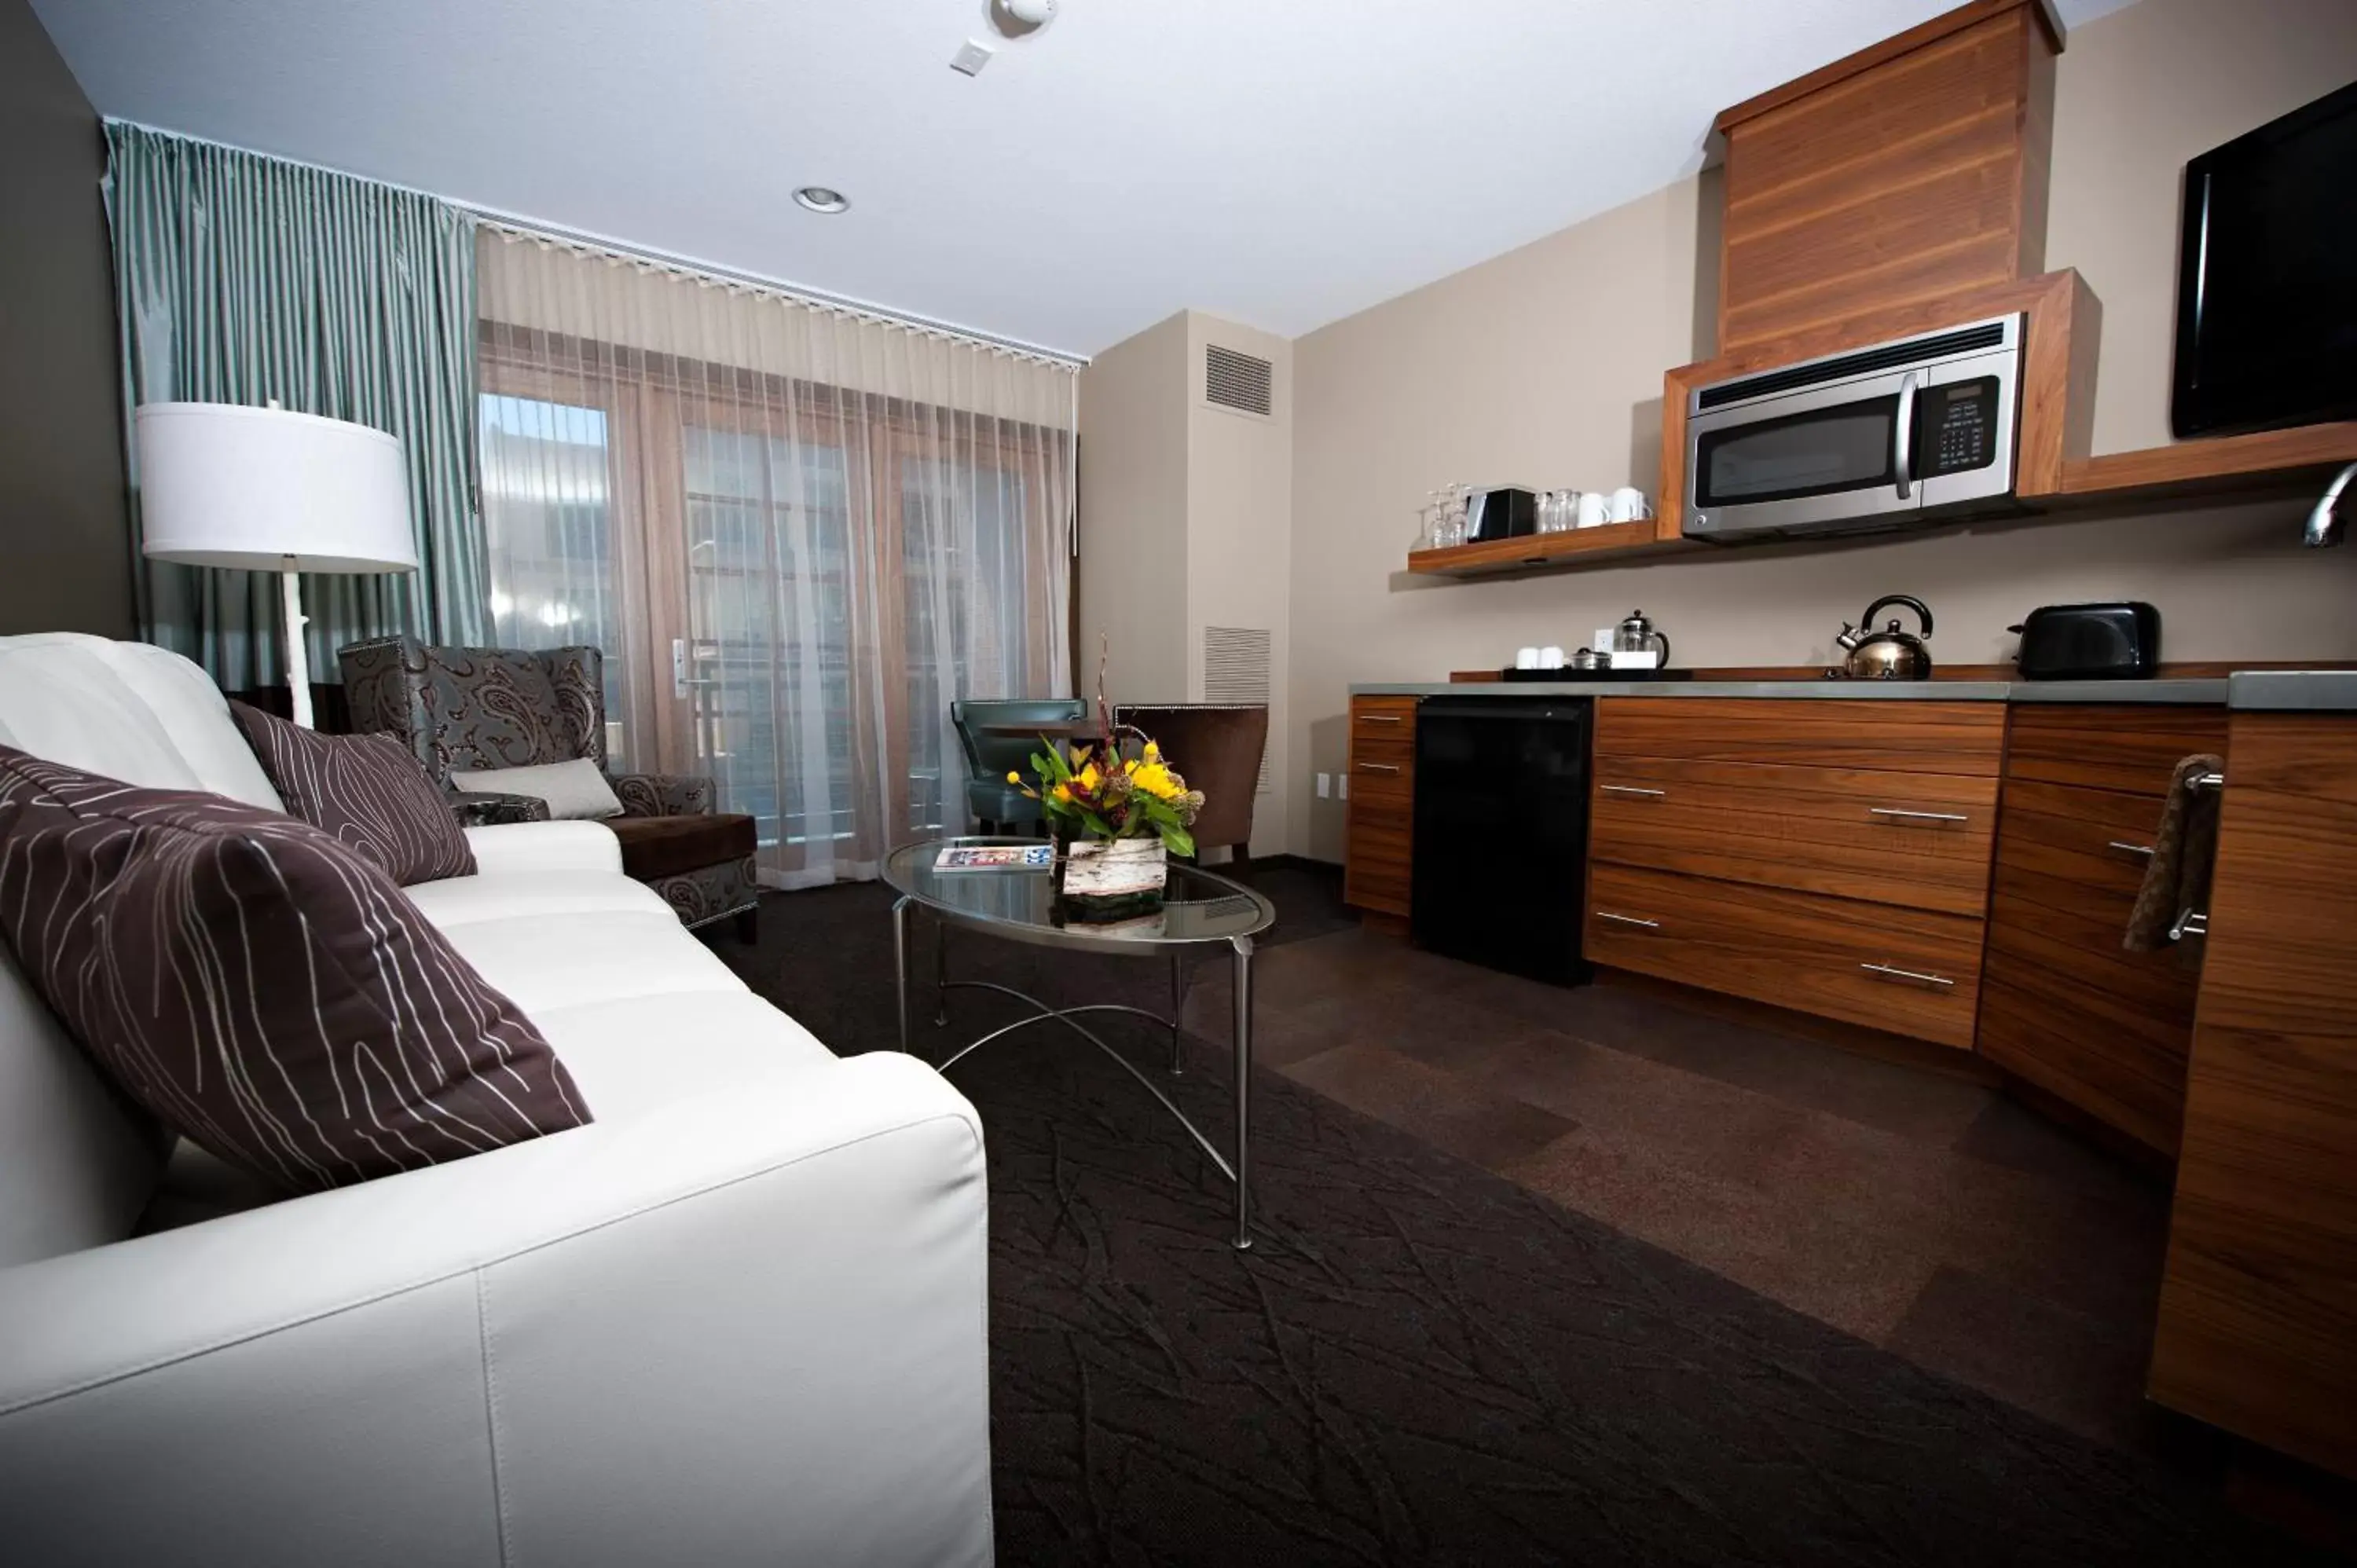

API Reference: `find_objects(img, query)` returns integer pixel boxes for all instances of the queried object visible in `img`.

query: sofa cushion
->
[453,757,623,821]
[230,702,475,885]
[0,746,592,1193]
[609,812,757,881]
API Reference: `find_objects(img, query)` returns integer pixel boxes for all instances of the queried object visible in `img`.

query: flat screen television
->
[2171,79,2357,438]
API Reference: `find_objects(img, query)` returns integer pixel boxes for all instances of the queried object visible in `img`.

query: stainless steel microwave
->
[1682,313,2025,542]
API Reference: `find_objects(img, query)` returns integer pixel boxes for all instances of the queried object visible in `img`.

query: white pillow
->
[451,759,625,821]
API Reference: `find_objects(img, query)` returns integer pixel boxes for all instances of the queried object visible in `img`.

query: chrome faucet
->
[2306,461,2356,548]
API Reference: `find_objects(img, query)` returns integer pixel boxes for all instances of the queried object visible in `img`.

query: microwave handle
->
[1893,371,1920,500]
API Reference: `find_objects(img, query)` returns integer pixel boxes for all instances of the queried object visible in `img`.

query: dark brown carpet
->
[720,881,2308,1567]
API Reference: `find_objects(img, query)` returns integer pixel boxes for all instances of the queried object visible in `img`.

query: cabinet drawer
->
[1585,862,1984,1048]
[1596,698,2006,775]
[2004,705,2228,798]
[1348,732,1415,775]
[1344,797,1411,915]
[1988,779,2171,906]
[1590,757,1998,916]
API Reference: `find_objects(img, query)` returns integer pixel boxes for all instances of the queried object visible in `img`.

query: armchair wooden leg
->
[734,905,760,944]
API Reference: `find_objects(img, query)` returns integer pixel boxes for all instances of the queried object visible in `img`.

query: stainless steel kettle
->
[1835,595,1934,680]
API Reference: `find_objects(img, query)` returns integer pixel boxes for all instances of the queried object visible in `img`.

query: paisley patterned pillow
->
[231,702,474,885]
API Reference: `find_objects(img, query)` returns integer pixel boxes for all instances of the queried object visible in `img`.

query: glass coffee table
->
[883,836,1276,1249]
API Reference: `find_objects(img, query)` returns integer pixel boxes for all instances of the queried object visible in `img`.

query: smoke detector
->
[986,0,1058,40]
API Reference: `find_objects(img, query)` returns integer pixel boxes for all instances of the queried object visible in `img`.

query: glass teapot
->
[1612,610,1672,668]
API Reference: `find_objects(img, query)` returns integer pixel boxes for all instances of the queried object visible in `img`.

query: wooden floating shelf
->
[1407,522,1695,577]
[2058,421,2357,502]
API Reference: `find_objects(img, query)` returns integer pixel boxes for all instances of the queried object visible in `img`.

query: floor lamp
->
[137,402,419,728]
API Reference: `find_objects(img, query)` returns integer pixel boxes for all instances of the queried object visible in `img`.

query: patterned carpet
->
[724,881,2308,1567]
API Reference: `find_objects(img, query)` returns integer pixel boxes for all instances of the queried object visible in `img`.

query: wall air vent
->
[1204,343,1274,418]
[1203,625,1274,793]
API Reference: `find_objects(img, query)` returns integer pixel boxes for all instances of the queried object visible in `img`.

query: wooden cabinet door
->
[2150,713,2357,1478]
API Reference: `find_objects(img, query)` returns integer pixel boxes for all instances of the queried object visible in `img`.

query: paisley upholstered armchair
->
[339,636,760,937]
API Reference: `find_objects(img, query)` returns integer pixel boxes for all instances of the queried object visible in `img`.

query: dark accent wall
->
[0,0,132,637]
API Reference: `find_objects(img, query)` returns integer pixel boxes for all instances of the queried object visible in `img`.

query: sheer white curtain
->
[475,229,1076,888]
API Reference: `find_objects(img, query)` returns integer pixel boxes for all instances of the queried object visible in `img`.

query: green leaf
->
[1160,824,1196,858]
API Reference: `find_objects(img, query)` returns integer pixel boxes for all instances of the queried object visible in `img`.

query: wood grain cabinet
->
[1342,696,1416,917]
[2150,712,2357,1478]
[1583,699,2006,1049]
[1973,705,2228,1156]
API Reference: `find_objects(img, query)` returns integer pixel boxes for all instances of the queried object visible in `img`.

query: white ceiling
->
[33,0,2137,359]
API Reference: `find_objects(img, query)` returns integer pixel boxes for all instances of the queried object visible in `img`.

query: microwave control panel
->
[1921,376,2000,477]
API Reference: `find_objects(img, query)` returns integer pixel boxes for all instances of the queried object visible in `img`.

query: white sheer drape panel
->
[475,231,1075,888]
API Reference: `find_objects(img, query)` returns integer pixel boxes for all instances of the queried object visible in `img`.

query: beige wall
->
[1077,310,1296,855]
[1286,0,2357,862]
[1077,310,1190,704]
[1184,313,1293,855]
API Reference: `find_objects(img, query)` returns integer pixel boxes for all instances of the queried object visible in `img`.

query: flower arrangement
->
[1001,643,1208,917]
[1010,735,1204,858]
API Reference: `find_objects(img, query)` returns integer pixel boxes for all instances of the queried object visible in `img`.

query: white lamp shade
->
[137,402,419,573]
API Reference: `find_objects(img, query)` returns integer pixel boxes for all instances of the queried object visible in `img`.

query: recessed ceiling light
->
[794,187,850,214]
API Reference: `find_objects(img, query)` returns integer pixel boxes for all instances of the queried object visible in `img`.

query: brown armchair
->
[1114,703,1270,863]
[339,636,760,938]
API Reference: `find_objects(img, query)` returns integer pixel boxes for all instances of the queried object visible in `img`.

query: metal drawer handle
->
[1358,713,1404,724]
[2170,910,2209,941]
[2107,840,2156,859]
[2187,771,2225,793]
[1356,761,1401,774]
[1868,808,1969,824]
[1859,962,1956,989]
[1595,911,1661,929]
[1601,785,1667,798]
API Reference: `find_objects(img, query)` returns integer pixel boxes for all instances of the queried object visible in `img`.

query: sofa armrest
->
[610,771,715,817]
[0,1055,991,1568]
[448,787,552,827]
[462,819,621,876]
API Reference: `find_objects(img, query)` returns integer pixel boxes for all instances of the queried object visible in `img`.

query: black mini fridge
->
[1409,697,1595,986]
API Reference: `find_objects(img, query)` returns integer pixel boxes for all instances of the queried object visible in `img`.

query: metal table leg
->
[892,896,912,1053]
[1168,951,1187,1076]
[934,917,950,1027]
[1231,934,1254,1251]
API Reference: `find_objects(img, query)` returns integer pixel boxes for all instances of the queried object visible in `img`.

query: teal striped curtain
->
[104,123,489,689]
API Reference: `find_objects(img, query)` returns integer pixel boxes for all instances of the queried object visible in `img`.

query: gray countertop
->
[1349,677,2234,704]
[2227,671,2357,712]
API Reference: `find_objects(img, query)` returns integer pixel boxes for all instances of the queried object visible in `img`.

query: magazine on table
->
[933,844,1055,873]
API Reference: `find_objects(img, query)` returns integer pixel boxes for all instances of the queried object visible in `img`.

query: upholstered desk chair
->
[949,697,1089,833]
[339,636,761,938]
[1114,703,1270,864]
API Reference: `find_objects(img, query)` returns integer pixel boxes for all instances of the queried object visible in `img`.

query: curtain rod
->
[475,217,1088,371]
[102,116,1091,372]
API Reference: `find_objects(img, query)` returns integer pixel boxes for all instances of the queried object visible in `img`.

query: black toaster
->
[2010,602,2161,680]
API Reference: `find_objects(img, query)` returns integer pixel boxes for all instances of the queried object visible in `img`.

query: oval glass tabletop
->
[883,836,1274,951]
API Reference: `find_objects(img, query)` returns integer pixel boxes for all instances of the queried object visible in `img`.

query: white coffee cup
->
[1539,645,1567,669]
[1576,492,1611,528]
[1515,646,1541,669]
[1610,486,1653,523]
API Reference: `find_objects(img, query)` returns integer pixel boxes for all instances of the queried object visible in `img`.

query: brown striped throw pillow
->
[231,702,474,885]
[0,746,590,1192]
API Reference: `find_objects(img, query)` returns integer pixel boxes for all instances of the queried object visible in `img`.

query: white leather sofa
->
[0,634,992,1567]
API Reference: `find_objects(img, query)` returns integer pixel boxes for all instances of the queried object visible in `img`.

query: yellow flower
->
[1123,758,1139,775]
[1133,762,1182,800]
[1050,781,1071,803]
[1143,740,1161,762]
[1078,763,1101,792]
[1005,770,1022,785]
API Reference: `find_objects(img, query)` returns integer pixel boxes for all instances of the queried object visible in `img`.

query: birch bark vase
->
[1056,837,1168,919]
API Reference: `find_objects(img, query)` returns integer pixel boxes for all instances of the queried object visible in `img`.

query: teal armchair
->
[950,698,1088,832]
